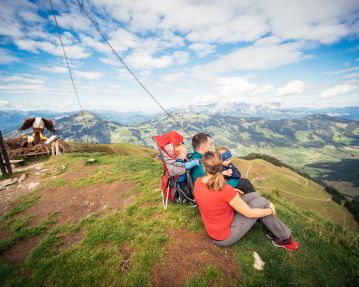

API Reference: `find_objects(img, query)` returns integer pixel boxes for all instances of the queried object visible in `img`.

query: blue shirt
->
[176,158,199,182]
[222,163,241,188]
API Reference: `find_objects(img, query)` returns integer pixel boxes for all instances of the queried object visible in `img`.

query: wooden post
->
[51,142,55,156]
[55,140,60,156]
[0,130,13,175]
[0,152,7,175]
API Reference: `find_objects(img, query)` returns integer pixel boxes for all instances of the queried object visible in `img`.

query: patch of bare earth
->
[58,161,102,181]
[0,169,42,217]
[25,180,135,226]
[1,160,135,265]
[1,235,43,265]
[153,228,240,287]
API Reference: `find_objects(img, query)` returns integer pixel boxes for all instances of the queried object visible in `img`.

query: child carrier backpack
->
[153,131,196,210]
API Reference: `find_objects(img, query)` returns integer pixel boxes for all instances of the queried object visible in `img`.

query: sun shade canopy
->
[153,130,184,159]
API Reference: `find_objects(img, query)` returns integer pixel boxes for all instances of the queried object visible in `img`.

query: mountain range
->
[171,103,359,120]
[4,109,358,198]
[1,104,359,131]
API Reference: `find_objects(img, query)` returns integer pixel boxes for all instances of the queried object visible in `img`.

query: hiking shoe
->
[272,236,299,252]
[265,230,275,240]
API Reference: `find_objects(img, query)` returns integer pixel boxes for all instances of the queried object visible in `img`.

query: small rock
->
[28,182,40,190]
[86,159,97,164]
[253,251,265,270]
[62,165,66,170]
[18,174,26,183]
[0,178,18,189]
[35,165,43,170]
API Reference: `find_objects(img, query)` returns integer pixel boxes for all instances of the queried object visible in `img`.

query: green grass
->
[0,143,358,286]
[2,193,40,220]
[185,265,223,287]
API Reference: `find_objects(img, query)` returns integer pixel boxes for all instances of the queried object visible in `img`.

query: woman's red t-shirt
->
[194,178,237,240]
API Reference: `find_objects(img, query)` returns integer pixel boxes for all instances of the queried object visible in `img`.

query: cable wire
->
[49,0,93,144]
[74,0,192,138]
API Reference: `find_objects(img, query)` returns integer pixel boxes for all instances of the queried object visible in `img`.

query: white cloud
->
[320,84,358,98]
[0,48,19,64]
[261,0,358,44]
[40,66,68,74]
[14,38,91,59]
[73,71,104,80]
[277,80,305,97]
[189,43,215,57]
[344,73,359,78]
[193,76,275,105]
[160,72,187,83]
[91,0,358,45]
[172,51,189,65]
[126,50,172,69]
[325,66,359,75]
[194,42,309,77]
[0,74,48,94]
[0,100,11,108]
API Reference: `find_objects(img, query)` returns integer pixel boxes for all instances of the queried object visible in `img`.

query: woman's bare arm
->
[229,194,273,218]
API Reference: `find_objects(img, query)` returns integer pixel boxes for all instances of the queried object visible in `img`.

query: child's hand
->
[227,169,233,176]
[196,160,199,165]
[222,170,232,176]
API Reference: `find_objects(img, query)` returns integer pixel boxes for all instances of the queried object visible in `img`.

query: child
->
[216,147,256,195]
[174,144,199,202]
[175,144,199,184]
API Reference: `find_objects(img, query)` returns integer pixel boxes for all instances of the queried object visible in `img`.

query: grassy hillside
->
[133,112,359,196]
[0,143,358,286]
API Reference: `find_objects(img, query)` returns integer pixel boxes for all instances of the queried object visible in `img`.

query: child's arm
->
[230,164,241,179]
[184,159,199,170]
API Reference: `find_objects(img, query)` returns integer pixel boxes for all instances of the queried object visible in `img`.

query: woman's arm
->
[229,194,274,218]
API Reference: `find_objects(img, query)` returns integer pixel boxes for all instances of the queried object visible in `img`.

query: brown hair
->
[216,147,229,154]
[192,133,211,150]
[203,151,225,191]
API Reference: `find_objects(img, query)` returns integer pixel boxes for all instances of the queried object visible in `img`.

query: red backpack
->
[153,131,195,210]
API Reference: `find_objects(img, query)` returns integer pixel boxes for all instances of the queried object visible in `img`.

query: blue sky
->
[0,0,359,113]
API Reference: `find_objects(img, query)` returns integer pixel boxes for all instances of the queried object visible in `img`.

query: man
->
[189,133,212,184]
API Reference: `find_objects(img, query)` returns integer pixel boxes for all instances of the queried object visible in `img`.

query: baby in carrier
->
[175,144,199,191]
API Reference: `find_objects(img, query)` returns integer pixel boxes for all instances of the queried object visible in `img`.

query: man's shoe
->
[272,236,299,252]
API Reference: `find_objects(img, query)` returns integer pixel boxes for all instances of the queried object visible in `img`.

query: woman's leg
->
[246,196,291,241]
[256,200,291,241]
[236,178,256,194]
[213,196,291,246]
[212,213,257,246]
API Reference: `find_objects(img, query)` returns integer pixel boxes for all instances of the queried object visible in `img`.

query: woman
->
[194,151,298,251]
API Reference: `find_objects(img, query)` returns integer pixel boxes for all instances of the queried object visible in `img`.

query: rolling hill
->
[0,143,358,286]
